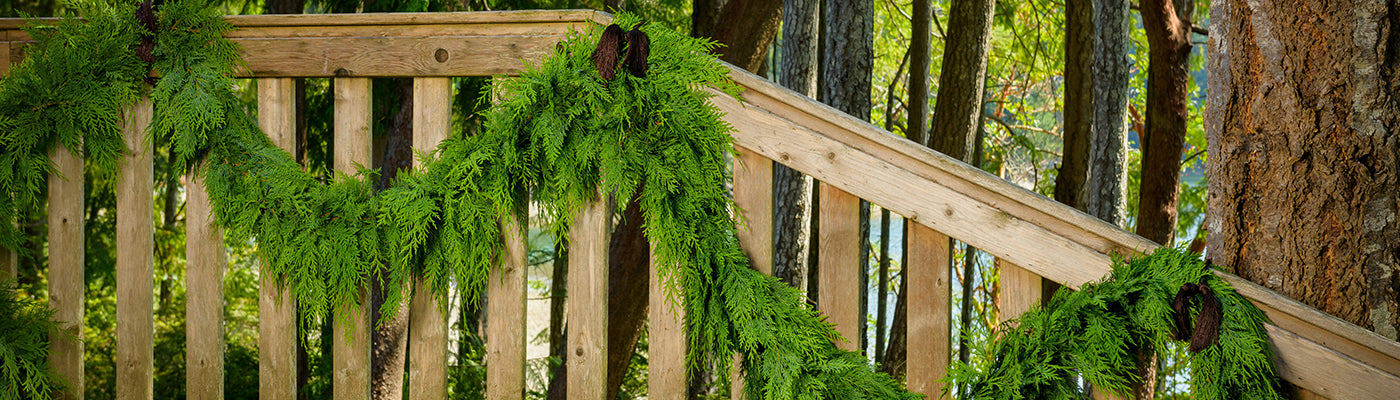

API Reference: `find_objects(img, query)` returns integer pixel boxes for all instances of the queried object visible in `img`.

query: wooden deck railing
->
[2,10,1398,400]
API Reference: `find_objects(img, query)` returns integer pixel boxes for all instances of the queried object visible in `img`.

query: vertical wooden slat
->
[0,246,13,281]
[187,167,226,400]
[730,146,772,398]
[732,146,773,274]
[258,77,298,400]
[49,142,84,399]
[648,244,686,399]
[409,77,451,400]
[906,224,950,397]
[997,258,1042,323]
[818,183,861,350]
[568,195,610,400]
[333,77,372,400]
[487,216,527,399]
[1,41,13,283]
[116,97,154,400]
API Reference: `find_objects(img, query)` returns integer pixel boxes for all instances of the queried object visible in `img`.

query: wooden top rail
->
[0,10,606,77]
[2,9,1396,398]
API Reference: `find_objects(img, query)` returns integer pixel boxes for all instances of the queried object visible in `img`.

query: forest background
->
[0,0,1213,398]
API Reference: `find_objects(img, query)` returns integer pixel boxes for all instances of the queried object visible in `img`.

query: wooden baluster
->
[733,146,773,274]
[730,145,772,398]
[187,155,226,400]
[649,243,686,399]
[409,77,451,399]
[487,215,528,399]
[258,78,299,400]
[818,183,861,350]
[48,132,84,400]
[906,224,950,398]
[1,41,13,284]
[997,258,1042,324]
[117,97,154,400]
[334,77,372,400]
[568,194,610,400]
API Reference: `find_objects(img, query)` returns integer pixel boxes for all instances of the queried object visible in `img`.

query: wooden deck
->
[2,10,1397,399]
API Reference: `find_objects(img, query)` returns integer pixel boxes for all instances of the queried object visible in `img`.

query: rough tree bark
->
[694,0,783,72]
[1206,0,1399,341]
[1085,0,1130,228]
[772,0,819,290]
[928,0,994,159]
[1135,0,1192,245]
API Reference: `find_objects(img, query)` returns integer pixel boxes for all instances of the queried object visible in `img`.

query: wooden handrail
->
[710,61,1400,398]
[3,10,1397,399]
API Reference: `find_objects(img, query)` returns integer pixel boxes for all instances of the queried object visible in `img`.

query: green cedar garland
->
[0,2,1285,399]
[948,247,1283,399]
[0,280,63,400]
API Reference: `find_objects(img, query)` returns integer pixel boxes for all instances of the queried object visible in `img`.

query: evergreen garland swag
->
[0,2,1285,400]
[949,248,1283,400]
[0,2,915,398]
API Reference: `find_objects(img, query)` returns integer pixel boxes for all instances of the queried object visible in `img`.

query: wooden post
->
[408,77,451,400]
[730,145,772,398]
[649,244,686,399]
[568,194,610,400]
[187,165,226,400]
[487,216,527,399]
[818,183,861,350]
[258,78,298,400]
[116,97,154,400]
[49,142,84,399]
[906,224,950,398]
[997,258,1042,325]
[333,77,372,400]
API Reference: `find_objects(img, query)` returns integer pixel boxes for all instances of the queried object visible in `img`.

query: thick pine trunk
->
[1206,0,1400,340]
[772,0,819,290]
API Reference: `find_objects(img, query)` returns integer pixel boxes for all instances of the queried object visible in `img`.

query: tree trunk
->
[772,0,819,290]
[371,78,415,400]
[1135,0,1192,245]
[1058,0,1094,211]
[822,0,873,121]
[907,0,933,147]
[696,0,782,72]
[928,0,995,159]
[691,0,725,39]
[1086,0,1131,228]
[1206,0,1400,340]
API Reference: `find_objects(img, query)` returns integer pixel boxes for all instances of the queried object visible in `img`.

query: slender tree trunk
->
[907,0,933,147]
[772,0,819,290]
[1135,0,1192,245]
[1086,0,1131,228]
[691,0,725,38]
[371,78,415,400]
[928,0,995,159]
[1058,0,1094,211]
[1206,0,1400,340]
